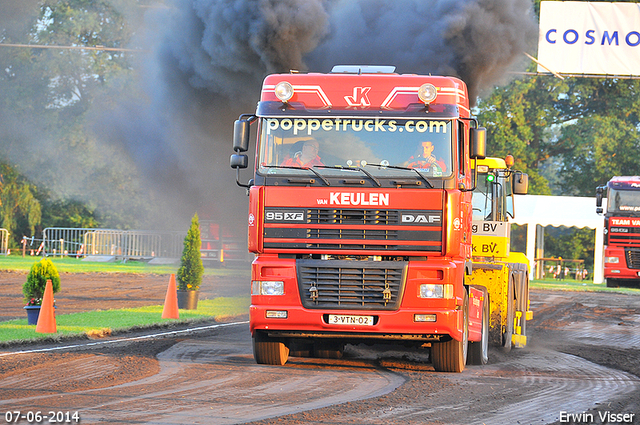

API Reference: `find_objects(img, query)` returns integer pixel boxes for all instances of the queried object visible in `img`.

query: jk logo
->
[345,87,371,107]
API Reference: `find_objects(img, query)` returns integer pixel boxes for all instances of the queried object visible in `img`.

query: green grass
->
[0,297,250,345]
[1,257,636,346]
[0,255,251,345]
[0,254,237,275]
[530,278,640,295]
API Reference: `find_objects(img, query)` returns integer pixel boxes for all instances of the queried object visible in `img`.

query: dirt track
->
[0,271,639,424]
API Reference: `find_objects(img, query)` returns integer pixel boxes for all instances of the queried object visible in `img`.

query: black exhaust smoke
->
[95,0,537,231]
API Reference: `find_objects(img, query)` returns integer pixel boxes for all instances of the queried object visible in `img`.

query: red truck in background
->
[596,176,640,287]
[230,65,488,372]
[199,220,251,268]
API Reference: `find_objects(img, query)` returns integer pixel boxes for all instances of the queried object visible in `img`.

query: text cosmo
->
[266,118,448,136]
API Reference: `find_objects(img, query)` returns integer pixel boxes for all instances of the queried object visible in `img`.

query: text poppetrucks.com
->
[559,410,635,424]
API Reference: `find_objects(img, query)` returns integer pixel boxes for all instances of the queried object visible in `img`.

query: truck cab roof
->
[260,71,469,117]
[608,176,640,190]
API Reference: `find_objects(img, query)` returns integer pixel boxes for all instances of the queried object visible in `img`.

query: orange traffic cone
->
[36,279,57,333]
[162,274,179,319]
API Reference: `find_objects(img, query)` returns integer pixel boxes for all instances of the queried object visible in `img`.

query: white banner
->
[538,1,640,75]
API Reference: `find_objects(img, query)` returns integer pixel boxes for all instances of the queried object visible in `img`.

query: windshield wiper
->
[263,165,330,186]
[365,163,433,188]
[315,165,381,187]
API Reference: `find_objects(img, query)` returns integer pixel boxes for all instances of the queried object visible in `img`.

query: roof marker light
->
[275,81,294,102]
[418,83,437,104]
[505,155,515,168]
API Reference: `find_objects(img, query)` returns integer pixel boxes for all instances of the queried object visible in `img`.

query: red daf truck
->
[596,176,640,287]
[230,65,487,372]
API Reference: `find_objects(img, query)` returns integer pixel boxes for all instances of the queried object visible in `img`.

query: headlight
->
[420,284,443,298]
[419,284,453,299]
[605,256,620,264]
[252,281,284,295]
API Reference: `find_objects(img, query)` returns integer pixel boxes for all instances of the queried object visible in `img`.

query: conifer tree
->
[177,213,204,291]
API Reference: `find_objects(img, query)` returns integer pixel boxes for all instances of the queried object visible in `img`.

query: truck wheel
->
[253,331,289,365]
[432,291,469,372]
[289,340,314,358]
[468,288,489,365]
[502,277,515,353]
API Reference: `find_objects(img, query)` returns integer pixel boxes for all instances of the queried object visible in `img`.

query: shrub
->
[177,213,204,291]
[23,258,61,305]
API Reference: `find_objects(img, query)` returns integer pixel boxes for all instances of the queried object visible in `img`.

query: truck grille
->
[308,228,397,239]
[607,222,640,247]
[297,259,406,310]
[625,248,640,269]
[307,209,398,225]
[264,208,443,252]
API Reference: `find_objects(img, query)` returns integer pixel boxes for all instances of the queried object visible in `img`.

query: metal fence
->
[19,227,251,266]
[83,229,186,259]
[42,228,185,260]
[0,229,8,255]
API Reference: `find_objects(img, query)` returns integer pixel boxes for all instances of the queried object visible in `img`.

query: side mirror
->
[596,186,604,207]
[513,172,529,195]
[470,127,486,159]
[230,154,248,169]
[596,186,604,214]
[233,120,251,152]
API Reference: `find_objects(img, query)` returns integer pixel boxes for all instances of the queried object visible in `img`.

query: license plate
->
[328,314,374,326]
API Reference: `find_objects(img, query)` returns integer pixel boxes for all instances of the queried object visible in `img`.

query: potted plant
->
[23,258,61,325]
[176,213,204,309]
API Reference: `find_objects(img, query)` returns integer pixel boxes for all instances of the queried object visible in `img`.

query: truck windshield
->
[608,188,640,214]
[472,171,513,221]
[257,117,453,178]
[472,173,494,220]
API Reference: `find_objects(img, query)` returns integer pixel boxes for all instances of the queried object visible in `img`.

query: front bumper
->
[250,305,465,342]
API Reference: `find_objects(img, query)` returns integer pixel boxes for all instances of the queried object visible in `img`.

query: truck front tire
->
[313,341,345,359]
[253,331,289,365]
[432,291,469,372]
[606,278,619,288]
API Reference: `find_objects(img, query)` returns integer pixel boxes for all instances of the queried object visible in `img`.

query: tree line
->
[2,0,638,270]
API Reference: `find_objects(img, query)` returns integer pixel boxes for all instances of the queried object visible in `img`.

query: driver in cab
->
[405,140,446,175]
[281,139,324,167]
